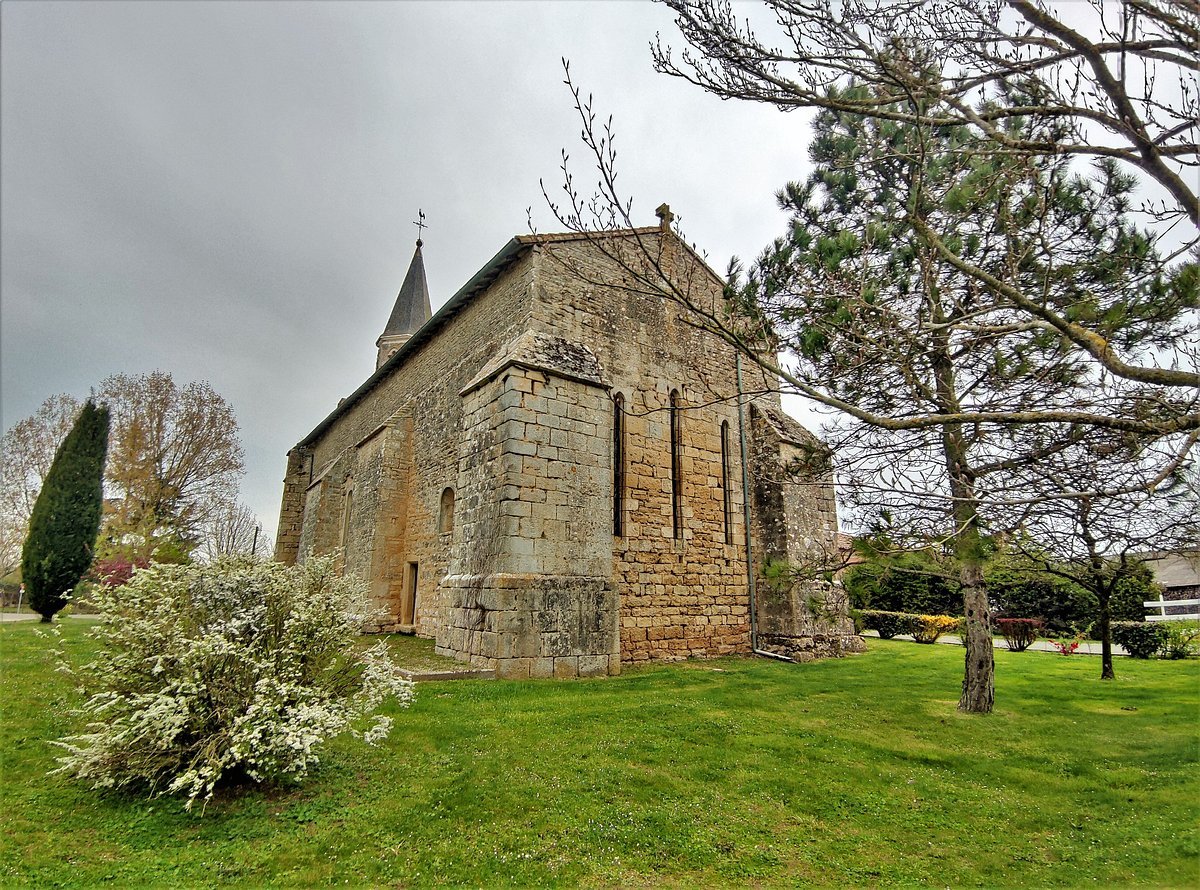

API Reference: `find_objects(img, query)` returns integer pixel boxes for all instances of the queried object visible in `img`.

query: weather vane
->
[413,209,428,245]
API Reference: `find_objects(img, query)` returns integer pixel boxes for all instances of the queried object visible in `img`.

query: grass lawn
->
[2,622,1197,887]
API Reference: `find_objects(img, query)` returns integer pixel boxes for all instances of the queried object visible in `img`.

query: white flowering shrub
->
[53,557,414,809]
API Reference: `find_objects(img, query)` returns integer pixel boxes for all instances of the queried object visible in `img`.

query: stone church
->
[276,209,862,678]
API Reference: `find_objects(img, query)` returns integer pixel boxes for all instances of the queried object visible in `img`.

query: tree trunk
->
[39,614,52,623]
[957,544,994,713]
[930,343,994,713]
[1098,589,1114,680]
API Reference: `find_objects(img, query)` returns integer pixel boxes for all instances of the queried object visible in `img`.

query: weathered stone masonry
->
[277,223,862,677]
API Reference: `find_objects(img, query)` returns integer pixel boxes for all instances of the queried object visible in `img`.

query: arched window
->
[720,420,733,545]
[670,389,682,540]
[613,394,625,537]
[438,487,455,534]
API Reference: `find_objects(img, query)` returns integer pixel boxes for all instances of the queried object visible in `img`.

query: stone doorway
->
[400,561,419,627]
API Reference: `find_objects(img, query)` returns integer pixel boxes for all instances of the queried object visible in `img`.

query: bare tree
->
[0,394,81,576]
[98,372,245,560]
[654,0,1199,230]
[653,0,1199,408]
[545,55,1197,712]
[1002,428,1198,678]
[3,375,246,568]
[200,502,271,562]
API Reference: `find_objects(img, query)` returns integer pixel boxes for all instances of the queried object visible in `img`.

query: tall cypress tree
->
[21,399,110,622]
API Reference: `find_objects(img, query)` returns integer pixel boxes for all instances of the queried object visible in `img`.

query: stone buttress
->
[436,332,619,678]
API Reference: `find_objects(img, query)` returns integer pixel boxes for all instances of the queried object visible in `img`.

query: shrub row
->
[860,612,1197,660]
[845,551,1158,635]
[859,610,961,644]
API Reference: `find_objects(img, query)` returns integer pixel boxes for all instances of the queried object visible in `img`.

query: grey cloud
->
[2,0,813,536]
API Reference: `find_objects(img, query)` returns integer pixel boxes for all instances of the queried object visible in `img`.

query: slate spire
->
[376,233,433,370]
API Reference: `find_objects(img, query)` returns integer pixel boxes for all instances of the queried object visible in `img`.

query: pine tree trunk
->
[929,338,995,714]
[1099,590,1114,680]
[957,545,994,713]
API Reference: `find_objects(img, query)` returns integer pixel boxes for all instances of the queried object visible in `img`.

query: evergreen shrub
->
[996,617,1043,652]
[859,610,915,639]
[53,557,413,809]
[1111,621,1168,659]
[987,570,1095,635]
[843,554,961,616]
[21,400,108,622]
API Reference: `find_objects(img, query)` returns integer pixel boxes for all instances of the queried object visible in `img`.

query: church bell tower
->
[376,221,432,369]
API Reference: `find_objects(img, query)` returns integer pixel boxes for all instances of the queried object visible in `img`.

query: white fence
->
[1144,598,1200,622]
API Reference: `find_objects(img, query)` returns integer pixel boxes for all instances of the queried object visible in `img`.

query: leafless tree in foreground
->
[544,33,1197,711]
[654,0,1198,231]
[1000,428,1198,678]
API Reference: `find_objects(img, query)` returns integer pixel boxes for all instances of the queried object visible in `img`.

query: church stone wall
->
[528,238,772,663]
[437,364,619,678]
[749,404,864,660]
[281,259,536,635]
[276,448,311,565]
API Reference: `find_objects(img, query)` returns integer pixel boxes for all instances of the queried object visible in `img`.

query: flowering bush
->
[909,614,961,644]
[53,557,413,809]
[996,618,1043,652]
[89,554,150,588]
[1050,638,1080,655]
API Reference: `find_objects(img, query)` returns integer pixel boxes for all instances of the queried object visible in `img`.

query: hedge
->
[1111,621,1168,659]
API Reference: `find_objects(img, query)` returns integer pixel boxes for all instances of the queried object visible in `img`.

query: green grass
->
[383,633,488,675]
[2,623,1197,888]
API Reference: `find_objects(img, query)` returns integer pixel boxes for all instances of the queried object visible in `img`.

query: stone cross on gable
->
[655,203,675,232]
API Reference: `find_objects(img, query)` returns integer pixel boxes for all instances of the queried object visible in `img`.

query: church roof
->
[380,241,432,339]
[754,402,822,449]
[295,225,722,450]
[461,331,608,396]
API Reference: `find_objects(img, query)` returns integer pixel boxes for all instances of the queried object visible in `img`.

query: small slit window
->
[720,420,733,545]
[438,487,455,534]
[613,394,625,537]
[670,389,683,540]
[340,484,355,550]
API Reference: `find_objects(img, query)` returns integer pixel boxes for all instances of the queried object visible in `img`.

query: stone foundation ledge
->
[436,572,619,679]
[363,620,409,634]
[442,572,545,589]
[757,631,866,663]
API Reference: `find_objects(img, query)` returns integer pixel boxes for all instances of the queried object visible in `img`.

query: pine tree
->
[21,399,110,622]
[727,80,1195,710]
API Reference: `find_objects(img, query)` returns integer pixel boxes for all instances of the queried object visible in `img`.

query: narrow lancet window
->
[339,483,355,571]
[670,389,683,540]
[438,487,455,534]
[720,420,733,545]
[613,394,625,537]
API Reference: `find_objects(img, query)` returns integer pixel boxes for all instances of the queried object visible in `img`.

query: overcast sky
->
[1,1,813,540]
